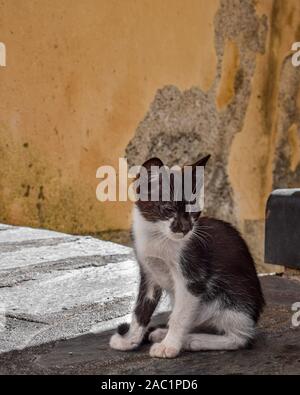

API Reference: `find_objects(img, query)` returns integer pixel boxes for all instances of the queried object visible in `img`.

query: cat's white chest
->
[133,208,184,291]
[137,241,176,291]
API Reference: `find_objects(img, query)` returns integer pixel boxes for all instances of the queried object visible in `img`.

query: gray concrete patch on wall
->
[125,0,267,227]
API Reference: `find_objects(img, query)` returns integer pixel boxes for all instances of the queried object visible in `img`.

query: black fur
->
[117,323,130,336]
[134,270,162,327]
[180,217,265,322]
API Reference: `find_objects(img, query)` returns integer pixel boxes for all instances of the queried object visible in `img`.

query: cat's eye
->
[160,206,174,216]
[190,211,201,221]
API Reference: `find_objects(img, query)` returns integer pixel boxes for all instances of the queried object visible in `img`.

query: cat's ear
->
[140,157,164,182]
[142,157,164,171]
[191,154,211,168]
[138,157,167,201]
[185,154,211,203]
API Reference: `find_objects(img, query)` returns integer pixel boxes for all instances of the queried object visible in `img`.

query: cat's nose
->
[181,224,190,235]
[170,218,190,235]
[180,217,191,235]
[170,220,181,234]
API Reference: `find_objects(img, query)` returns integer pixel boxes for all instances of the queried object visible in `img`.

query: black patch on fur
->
[134,270,162,327]
[180,217,265,323]
[117,323,130,336]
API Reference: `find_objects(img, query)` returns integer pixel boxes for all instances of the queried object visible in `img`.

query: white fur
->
[110,315,145,351]
[132,207,190,293]
[184,332,247,351]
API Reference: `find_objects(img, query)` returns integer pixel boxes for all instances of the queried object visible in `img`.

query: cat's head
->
[135,154,210,240]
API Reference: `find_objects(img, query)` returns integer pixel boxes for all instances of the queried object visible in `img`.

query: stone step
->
[0,224,171,353]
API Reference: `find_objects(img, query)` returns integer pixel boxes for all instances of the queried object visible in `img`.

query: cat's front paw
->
[149,341,180,358]
[109,332,139,351]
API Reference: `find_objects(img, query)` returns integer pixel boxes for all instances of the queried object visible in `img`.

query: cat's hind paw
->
[109,332,139,351]
[149,341,180,358]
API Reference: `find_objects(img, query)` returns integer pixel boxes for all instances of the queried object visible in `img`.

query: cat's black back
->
[180,217,265,323]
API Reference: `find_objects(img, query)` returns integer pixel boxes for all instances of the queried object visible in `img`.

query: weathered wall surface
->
[1,0,300,271]
[0,0,218,232]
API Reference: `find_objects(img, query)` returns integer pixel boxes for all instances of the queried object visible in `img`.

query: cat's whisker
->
[194,227,214,241]
[191,232,208,250]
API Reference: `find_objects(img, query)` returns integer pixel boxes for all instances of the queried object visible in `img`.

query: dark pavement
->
[0,276,299,375]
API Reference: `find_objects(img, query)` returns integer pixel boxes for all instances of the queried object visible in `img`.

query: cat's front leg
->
[110,269,162,351]
[149,279,198,358]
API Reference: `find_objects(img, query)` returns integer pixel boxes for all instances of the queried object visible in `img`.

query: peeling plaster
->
[126,0,268,226]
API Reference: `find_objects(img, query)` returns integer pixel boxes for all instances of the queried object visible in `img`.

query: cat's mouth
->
[167,231,191,241]
[158,219,193,241]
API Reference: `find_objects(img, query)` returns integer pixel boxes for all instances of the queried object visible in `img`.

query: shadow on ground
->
[0,276,299,375]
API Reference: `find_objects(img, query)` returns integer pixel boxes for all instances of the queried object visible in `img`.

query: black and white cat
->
[110,155,264,358]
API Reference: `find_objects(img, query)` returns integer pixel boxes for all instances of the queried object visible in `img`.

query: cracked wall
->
[1,0,300,271]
